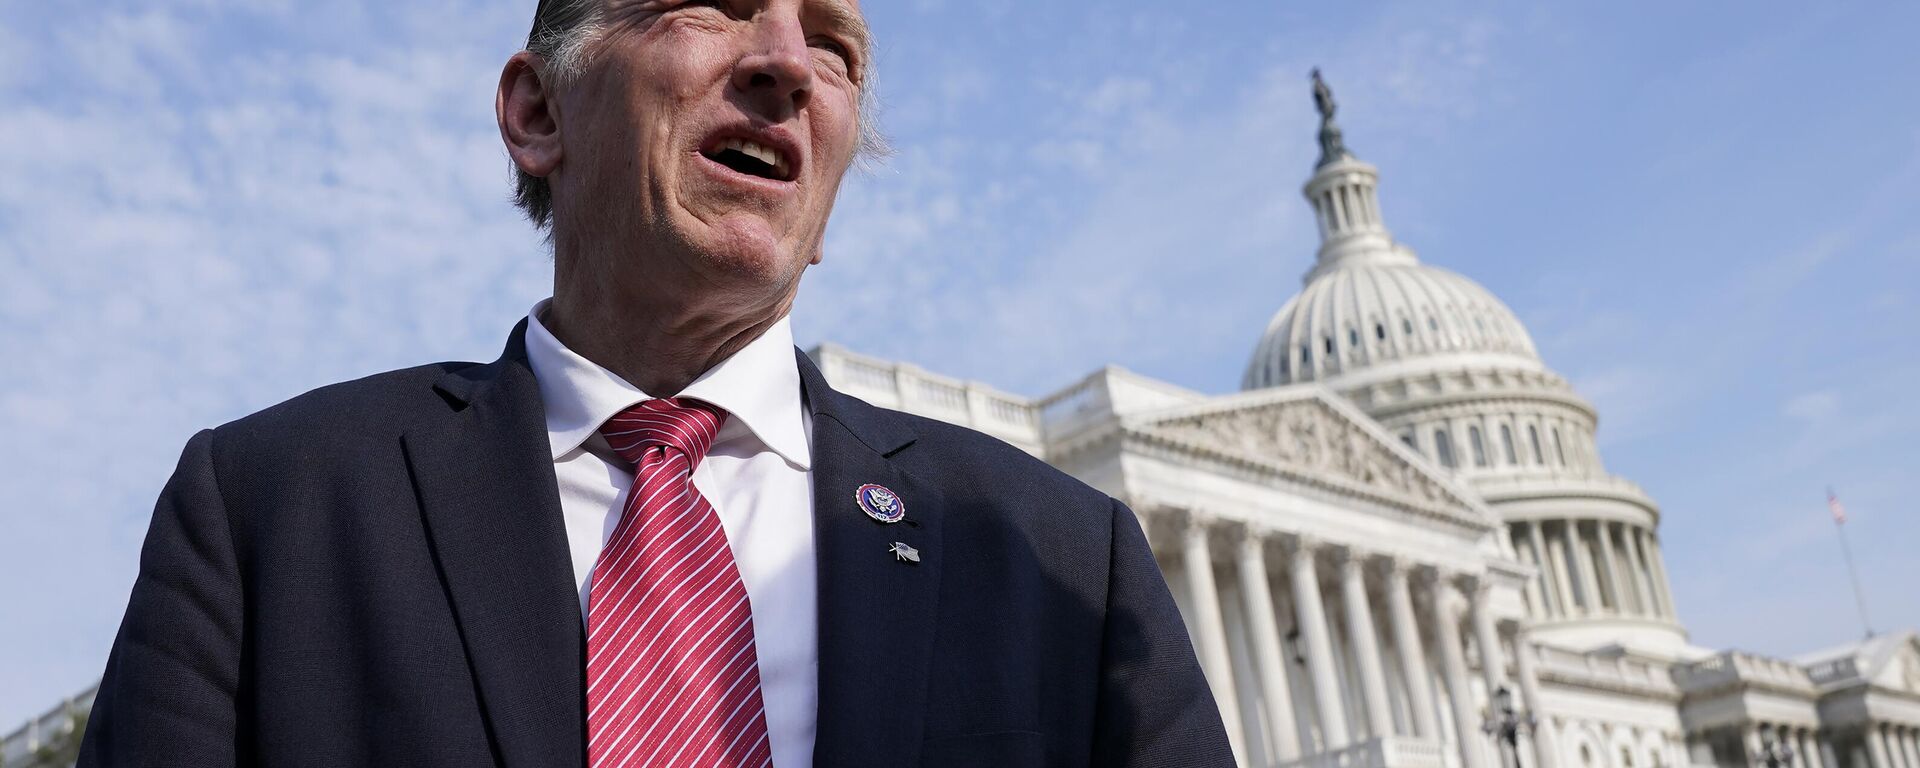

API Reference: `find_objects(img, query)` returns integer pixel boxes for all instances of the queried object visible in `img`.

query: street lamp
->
[1755,732,1795,768]
[1482,686,1536,768]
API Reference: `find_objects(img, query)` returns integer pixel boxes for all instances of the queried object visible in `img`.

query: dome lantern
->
[1303,70,1415,282]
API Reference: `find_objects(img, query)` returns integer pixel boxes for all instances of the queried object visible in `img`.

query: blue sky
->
[2,0,1915,727]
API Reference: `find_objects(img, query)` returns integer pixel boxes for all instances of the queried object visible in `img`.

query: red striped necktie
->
[587,397,772,767]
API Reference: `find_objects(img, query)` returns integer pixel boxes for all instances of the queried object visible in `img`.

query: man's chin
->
[681,217,804,284]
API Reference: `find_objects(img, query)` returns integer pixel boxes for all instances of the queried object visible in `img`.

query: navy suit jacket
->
[79,322,1232,767]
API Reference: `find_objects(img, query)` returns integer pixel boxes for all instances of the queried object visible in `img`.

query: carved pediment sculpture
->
[1141,398,1455,508]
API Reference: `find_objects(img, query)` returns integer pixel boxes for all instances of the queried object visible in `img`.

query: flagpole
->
[1828,486,1875,639]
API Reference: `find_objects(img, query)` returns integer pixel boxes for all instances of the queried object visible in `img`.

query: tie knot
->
[600,397,728,469]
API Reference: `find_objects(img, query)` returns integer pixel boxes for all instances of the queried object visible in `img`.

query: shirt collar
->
[523,299,811,470]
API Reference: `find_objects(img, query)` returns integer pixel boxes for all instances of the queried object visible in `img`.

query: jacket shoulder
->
[210,361,481,448]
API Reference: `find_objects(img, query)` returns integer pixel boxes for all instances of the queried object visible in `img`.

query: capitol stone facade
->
[8,79,1919,768]
[803,80,1920,768]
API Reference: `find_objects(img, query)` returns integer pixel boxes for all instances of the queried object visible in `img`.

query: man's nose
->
[731,15,813,117]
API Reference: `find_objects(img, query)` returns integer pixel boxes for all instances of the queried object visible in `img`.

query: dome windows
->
[1402,317,1414,336]
[1348,327,1361,348]
[1375,323,1387,341]
[1469,426,1489,467]
[1500,424,1518,465]
[1434,429,1457,469]
[1528,425,1545,465]
[1553,427,1568,465]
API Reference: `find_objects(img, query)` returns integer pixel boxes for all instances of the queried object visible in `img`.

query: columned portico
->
[1239,528,1302,762]
[1291,535,1351,751]
[1432,575,1488,768]
[1869,723,1895,768]
[1182,514,1246,760]
[1468,580,1506,701]
[1340,549,1396,740]
[1511,633,1557,768]
[1620,525,1657,619]
[1386,560,1441,741]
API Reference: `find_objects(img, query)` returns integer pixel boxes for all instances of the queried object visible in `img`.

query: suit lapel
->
[404,320,585,767]
[799,351,945,767]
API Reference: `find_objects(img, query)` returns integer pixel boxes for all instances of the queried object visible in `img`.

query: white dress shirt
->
[523,300,818,767]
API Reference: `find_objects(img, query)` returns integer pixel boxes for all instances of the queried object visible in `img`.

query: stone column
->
[1620,525,1658,619]
[1561,521,1592,614]
[1569,521,1606,614]
[1512,632,1558,768]
[1433,575,1489,768]
[1469,579,1507,699]
[1899,727,1919,768]
[1744,725,1766,768]
[1869,723,1894,768]
[1523,521,1560,618]
[1547,524,1581,616]
[1643,531,1678,619]
[1386,559,1441,740]
[1237,528,1302,762]
[1595,522,1631,614]
[1795,728,1820,768]
[1339,549,1396,740]
[1181,515,1245,758]
[1291,535,1351,749]
[1820,732,1841,768]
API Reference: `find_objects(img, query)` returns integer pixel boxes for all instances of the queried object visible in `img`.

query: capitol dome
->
[1242,93,1541,390]
[1241,72,1686,656]
[1242,258,1544,389]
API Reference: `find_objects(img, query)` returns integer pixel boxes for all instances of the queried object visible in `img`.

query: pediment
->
[1124,386,1493,528]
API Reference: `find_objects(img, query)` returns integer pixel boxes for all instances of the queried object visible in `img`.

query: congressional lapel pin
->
[854,483,906,524]
[889,542,921,564]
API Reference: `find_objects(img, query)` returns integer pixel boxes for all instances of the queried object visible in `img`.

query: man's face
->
[550,0,867,298]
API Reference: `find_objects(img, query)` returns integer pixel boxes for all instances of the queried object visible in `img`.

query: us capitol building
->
[6,76,1917,768]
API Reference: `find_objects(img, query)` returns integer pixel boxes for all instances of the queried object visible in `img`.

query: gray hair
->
[513,0,889,230]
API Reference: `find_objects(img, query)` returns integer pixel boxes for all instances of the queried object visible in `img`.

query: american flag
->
[1827,487,1847,525]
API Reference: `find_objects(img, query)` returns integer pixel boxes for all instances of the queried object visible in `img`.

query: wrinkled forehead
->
[528,0,870,50]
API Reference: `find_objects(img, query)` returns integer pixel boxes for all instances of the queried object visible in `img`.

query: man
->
[79,0,1232,765]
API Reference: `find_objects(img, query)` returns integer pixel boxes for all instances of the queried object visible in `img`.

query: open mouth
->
[700,137,794,182]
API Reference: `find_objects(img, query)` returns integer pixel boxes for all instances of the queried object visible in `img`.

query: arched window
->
[1402,317,1414,335]
[1349,328,1360,348]
[1469,426,1488,467]
[1553,428,1568,465]
[1375,323,1387,341]
[1324,336,1335,355]
[1528,425,1545,464]
[1500,424,1518,465]
[1434,429,1457,469]
[1300,345,1312,367]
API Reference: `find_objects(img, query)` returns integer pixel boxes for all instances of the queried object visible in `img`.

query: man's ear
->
[496,51,563,178]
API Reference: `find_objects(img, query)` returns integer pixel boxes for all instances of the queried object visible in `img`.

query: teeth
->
[720,138,788,178]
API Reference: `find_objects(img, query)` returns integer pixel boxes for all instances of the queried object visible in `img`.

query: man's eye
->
[809,37,850,63]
